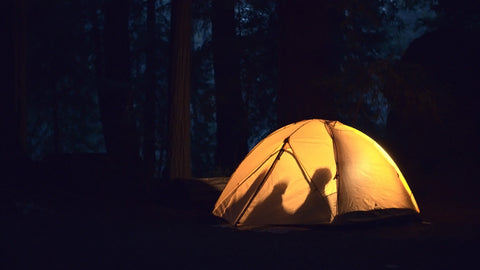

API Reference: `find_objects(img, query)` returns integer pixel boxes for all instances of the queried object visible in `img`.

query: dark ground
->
[2,157,479,270]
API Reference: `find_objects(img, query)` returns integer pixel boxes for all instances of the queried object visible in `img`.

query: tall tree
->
[1,0,27,163]
[100,0,140,185]
[167,0,192,180]
[389,0,480,170]
[212,0,248,175]
[143,0,156,190]
[277,0,342,126]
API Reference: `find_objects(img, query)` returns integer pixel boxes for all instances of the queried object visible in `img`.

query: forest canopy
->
[4,0,479,183]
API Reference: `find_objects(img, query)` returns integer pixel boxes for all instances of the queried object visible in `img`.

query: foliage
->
[26,1,105,159]
[190,0,278,176]
[24,0,448,178]
[236,0,278,149]
[329,0,437,137]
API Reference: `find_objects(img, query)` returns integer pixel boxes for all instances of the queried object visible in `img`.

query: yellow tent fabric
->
[212,119,419,226]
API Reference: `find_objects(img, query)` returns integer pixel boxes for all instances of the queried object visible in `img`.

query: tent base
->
[219,209,420,231]
[333,208,420,226]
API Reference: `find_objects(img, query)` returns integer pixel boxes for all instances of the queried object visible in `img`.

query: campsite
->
[3,155,480,269]
[2,0,480,269]
[3,120,479,269]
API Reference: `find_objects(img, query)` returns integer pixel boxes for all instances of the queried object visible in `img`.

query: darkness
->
[2,0,479,269]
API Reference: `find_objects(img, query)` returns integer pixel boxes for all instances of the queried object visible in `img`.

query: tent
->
[212,119,420,226]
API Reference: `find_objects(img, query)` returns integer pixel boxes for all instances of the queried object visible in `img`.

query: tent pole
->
[324,121,340,218]
[233,138,289,226]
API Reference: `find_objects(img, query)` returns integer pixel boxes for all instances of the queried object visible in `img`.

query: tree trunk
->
[277,0,341,126]
[100,0,140,188]
[212,0,248,175]
[1,0,27,162]
[167,0,192,180]
[143,0,156,190]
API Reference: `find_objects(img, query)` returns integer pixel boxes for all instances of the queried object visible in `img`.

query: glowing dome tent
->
[212,119,419,226]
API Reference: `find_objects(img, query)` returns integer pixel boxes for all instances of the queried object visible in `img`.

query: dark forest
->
[2,0,480,269]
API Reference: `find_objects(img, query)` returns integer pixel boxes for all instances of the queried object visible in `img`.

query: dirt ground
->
[2,164,479,270]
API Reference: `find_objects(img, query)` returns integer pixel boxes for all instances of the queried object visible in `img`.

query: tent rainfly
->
[212,119,420,226]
